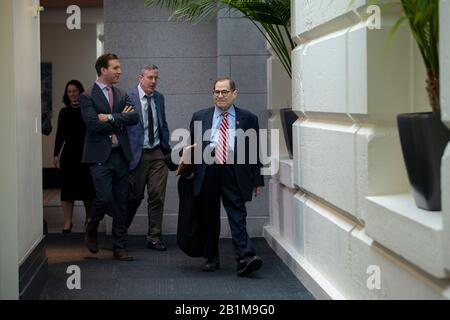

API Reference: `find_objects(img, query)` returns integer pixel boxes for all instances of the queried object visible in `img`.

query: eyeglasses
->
[213,90,232,97]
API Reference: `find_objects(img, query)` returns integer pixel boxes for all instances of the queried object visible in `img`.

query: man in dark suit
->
[126,65,171,251]
[188,77,264,276]
[80,53,139,261]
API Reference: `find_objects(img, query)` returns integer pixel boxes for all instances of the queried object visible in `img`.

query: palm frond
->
[144,0,293,77]
[144,0,192,11]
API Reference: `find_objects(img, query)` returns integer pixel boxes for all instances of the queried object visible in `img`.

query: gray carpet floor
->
[38,234,315,300]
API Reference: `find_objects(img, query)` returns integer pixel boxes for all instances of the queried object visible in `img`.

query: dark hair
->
[95,53,119,76]
[214,77,236,91]
[63,80,85,107]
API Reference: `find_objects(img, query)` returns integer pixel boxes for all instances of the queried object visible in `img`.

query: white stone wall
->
[265,0,450,299]
[441,0,450,273]
[0,0,19,300]
[0,0,43,299]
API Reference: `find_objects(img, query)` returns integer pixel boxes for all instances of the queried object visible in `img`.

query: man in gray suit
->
[126,65,171,251]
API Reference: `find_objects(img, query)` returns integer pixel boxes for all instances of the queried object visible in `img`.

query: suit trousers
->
[88,148,129,249]
[126,147,168,241]
[198,163,256,260]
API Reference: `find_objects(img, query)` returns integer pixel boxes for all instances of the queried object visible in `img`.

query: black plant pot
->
[397,112,450,211]
[280,108,299,159]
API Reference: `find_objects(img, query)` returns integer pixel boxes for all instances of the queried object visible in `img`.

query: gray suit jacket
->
[126,87,171,171]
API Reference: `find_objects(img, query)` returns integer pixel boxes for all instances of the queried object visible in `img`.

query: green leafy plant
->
[356,0,440,113]
[399,0,439,114]
[144,0,295,78]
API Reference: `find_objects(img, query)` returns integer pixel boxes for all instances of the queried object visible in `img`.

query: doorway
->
[40,0,104,233]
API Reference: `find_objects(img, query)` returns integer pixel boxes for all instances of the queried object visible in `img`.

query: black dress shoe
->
[113,248,134,261]
[236,256,263,277]
[85,225,98,254]
[146,239,167,251]
[62,223,73,233]
[202,258,220,272]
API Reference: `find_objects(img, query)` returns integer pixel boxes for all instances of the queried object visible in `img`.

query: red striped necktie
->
[216,111,229,164]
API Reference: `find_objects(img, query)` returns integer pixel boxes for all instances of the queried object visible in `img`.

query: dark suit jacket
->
[176,106,264,256]
[126,87,171,170]
[80,83,139,164]
[189,106,265,202]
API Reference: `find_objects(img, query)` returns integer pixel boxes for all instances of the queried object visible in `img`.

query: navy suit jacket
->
[189,106,264,202]
[80,83,139,163]
[126,87,171,171]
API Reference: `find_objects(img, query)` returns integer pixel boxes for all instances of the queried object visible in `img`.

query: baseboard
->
[263,226,345,300]
[19,238,48,300]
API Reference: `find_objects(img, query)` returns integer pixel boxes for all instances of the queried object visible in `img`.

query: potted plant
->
[144,0,298,158]
[367,0,450,210]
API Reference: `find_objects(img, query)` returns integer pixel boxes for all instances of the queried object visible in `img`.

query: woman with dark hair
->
[53,80,95,233]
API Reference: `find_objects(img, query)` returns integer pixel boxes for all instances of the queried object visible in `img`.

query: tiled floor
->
[37,234,315,300]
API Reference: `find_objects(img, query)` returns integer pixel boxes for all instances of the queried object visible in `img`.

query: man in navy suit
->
[126,65,171,251]
[80,53,139,261]
[188,77,264,276]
